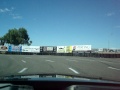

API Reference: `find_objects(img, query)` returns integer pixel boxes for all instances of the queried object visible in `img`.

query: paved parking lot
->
[0,55,120,81]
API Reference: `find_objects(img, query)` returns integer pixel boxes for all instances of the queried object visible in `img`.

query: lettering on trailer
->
[73,45,91,51]
[57,46,66,53]
[8,46,22,52]
[47,47,53,51]
[22,46,40,53]
[0,46,8,51]
[66,46,73,53]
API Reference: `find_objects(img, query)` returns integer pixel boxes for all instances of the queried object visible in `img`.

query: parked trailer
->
[7,45,22,54]
[57,46,66,53]
[66,46,73,53]
[22,46,40,54]
[40,46,57,54]
[73,45,91,51]
[8,45,22,52]
[22,46,40,53]
[0,45,8,51]
[0,45,8,54]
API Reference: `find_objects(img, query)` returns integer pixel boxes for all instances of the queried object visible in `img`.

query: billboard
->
[73,45,91,51]
[41,46,55,52]
[65,46,73,53]
[46,47,53,51]
[57,46,66,53]
[0,46,8,51]
[22,46,40,53]
[8,46,22,52]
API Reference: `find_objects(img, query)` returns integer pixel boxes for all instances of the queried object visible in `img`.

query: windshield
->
[0,0,120,82]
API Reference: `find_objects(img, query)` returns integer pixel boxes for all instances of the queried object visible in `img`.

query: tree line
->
[0,28,32,46]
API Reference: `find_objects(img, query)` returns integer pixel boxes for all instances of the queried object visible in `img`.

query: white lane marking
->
[108,67,120,70]
[73,59,95,62]
[22,60,26,63]
[75,59,95,62]
[100,61,114,63]
[82,59,95,61]
[46,60,54,62]
[89,60,95,61]
[25,57,31,58]
[41,57,48,58]
[69,68,79,74]
[18,68,28,73]
[67,60,78,62]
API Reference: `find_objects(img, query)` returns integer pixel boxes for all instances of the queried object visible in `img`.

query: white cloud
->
[5,8,11,11]
[0,8,11,13]
[115,26,120,28]
[106,12,115,16]
[0,7,22,19]
[9,13,23,19]
[13,15,22,19]
[9,13,14,16]
[0,9,4,12]
[11,7,14,10]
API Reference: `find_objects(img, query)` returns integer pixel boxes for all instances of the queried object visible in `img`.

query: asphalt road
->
[0,55,120,81]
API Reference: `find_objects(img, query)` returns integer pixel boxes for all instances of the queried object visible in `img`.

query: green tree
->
[18,28,30,45]
[3,28,32,46]
[27,40,32,46]
[0,37,5,45]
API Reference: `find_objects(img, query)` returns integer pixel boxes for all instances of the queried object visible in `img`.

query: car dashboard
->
[0,75,120,90]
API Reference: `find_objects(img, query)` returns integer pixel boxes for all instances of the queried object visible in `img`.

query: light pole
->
[108,31,113,51]
[108,40,109,50]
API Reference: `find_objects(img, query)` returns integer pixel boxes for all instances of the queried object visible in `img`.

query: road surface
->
[0,55,120,81]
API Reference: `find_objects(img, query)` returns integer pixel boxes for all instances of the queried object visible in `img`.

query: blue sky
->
[0,0,120,48]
